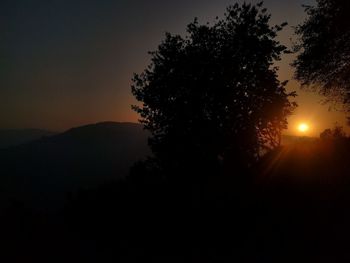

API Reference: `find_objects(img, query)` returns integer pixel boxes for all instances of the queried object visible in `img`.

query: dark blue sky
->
[3,0,346,135]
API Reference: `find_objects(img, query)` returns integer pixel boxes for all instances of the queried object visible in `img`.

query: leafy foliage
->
[293,0,350,109]
[132,2,296,176]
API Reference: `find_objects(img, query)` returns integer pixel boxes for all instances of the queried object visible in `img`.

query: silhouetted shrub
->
[320,125,347,140]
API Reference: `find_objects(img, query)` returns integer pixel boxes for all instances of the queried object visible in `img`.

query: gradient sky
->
[1,0,349,136]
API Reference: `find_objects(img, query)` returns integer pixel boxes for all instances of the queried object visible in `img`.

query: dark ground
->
[1,135,350,262]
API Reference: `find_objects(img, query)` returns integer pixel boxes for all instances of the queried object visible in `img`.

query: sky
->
[1,0,349,136]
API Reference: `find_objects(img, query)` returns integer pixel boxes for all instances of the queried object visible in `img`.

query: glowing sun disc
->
[298,123,309,133]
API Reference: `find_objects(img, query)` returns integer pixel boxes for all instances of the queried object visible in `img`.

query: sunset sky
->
[2,0,349,136]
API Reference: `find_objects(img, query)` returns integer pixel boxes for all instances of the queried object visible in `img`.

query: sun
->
[298,123,310,133]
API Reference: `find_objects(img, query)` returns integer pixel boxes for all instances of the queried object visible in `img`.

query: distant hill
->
[0,122,150,209]
[0,129,56,149]
[281,134,318,146]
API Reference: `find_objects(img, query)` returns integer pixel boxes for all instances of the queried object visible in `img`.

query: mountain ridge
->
[0,128,56,149]
[0,122,150,210]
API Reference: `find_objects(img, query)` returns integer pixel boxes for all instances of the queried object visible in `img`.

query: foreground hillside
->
[61,138,350,262]
[2,130,350,262]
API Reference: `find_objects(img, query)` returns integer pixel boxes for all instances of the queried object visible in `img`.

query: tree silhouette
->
[132,2,296,178]
[293,0,350,110]
[320,125,347,140]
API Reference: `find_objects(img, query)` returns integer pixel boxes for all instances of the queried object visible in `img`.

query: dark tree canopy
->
[293,0,350,109]
[320,125,347,140]
[132,2,296,176]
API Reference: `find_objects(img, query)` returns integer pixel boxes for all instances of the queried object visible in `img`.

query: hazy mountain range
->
[0,122,150,209]
[0,129,56,149]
